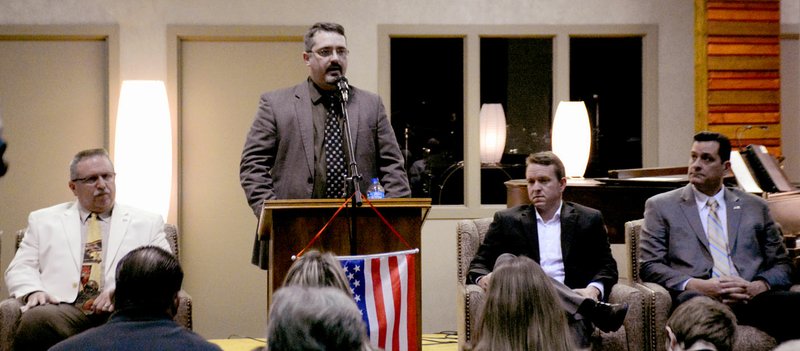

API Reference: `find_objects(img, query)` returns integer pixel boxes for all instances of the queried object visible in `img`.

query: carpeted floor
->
[209,333,458,351]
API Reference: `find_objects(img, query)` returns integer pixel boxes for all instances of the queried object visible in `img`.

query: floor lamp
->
[552,101,591,178]
[113,80,172,220]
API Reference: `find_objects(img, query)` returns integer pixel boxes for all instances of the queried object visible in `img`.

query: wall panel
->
[0,28,113,294]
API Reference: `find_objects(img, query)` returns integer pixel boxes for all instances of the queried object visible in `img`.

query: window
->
[380,25,657,215]
[570,37,643,177]
[390,38,464,204]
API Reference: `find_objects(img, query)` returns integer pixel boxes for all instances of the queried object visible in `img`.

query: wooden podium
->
[258,197,431,345]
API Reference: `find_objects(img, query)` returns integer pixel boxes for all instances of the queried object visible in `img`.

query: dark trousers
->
[13,303,109,351]
[675,289,800,342]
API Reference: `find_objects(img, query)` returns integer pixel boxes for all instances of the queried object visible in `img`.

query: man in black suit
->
[467,151,627,347]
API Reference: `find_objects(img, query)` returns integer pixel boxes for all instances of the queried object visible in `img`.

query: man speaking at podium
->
[239,22,410,267]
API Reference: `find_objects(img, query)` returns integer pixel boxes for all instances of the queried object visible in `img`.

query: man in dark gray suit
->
[640,131,800,342]
[239,22,410,268]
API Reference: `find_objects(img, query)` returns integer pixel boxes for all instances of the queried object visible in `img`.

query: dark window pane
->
[481,37,553,204]
[570,37,643,178]
[391,38,464,204]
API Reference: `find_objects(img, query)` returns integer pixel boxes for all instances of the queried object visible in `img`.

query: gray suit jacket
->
[639,184,793,291]
[239,80,411,268]
[239,80,410,215]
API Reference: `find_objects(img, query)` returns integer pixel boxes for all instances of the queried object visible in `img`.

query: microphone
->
[337,77,350,103]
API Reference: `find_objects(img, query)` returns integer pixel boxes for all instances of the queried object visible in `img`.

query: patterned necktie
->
[324,98,346,198]
[76,213,103,312]
[707,199,732,277]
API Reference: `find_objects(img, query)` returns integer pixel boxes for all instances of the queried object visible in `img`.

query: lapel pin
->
[733,206,741,210]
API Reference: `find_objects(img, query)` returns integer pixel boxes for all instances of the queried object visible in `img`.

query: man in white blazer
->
[4,148,171,351]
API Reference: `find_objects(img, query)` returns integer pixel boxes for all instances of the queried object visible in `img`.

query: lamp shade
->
[113,80,172,220]
[479,103,507,164]
[552,101,591,178]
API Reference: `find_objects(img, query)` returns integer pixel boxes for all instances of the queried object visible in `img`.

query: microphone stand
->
[337,77,363,255]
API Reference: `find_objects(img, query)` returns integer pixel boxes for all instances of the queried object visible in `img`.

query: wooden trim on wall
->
[695,0,710,132]
[695,0,781,156]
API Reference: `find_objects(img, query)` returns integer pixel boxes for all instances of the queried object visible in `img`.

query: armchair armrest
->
[600,283,645,350]
[630,282,671,351]
[457,282,485,349]
[174,290,193,330]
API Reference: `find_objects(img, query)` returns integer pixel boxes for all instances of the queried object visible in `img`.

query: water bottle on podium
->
[366,177,385,199]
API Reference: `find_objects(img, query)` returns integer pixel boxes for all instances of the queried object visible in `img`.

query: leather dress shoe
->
[588,301,628,332]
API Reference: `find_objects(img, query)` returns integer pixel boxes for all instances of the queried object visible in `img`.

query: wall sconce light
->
[479,103,507,165]
[552,101,591,178]
[113,80,172,220]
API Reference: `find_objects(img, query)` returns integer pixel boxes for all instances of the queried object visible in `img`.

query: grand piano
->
[505,166,689,244]
[505,163,799,245]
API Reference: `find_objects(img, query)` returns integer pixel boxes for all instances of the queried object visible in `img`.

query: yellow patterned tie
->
[707,199,732,277]
[86,213,103,291]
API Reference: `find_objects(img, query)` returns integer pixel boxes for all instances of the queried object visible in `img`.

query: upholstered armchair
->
[625,219,779,351]
[0,223,192,351]
[457,218,647,351]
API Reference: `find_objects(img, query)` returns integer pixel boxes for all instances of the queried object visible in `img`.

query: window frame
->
[379,24,658,219]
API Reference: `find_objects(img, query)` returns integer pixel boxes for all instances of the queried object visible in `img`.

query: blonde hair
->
[282,250,351,296]
[472,255,576,351]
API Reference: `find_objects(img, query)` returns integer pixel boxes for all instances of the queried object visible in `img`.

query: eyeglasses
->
[309,47,349,58]
[72,172,115,185]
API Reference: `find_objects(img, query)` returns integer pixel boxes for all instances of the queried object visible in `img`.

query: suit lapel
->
[724,188,743,251]
[344,87,360,151]
[61,202,83,272]
[294,83,315,175]
[106,204,132,273]
[679,185,709,247]
[521,206,540,262]
[560,203,576,261]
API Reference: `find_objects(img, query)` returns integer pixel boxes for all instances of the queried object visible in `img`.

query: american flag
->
[338,249,419,351]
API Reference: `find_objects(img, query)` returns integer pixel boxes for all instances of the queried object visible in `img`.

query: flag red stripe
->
[406,255,418,351]
[371,258,388,348]
[389,256,402,351]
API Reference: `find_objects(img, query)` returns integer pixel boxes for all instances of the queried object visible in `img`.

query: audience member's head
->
[471,255,575,351]
[666,296,737,351]
[267,286,370,351]
[114,245,183,315]
[283,249,351,297]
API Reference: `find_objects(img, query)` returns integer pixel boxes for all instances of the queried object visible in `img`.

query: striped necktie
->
[707,199,733,277]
